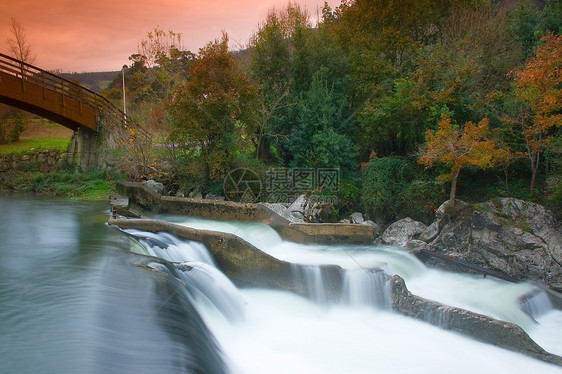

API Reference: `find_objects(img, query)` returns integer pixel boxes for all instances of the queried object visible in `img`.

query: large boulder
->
[142,179,165,195]
[390,275,562,366]
[350,212,365,224]
[381,217,427,246]
[286,194,334,222]
[261,202,304,223]
[419,198,562,293]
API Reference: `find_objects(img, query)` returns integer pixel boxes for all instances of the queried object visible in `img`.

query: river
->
[1,195,561,373]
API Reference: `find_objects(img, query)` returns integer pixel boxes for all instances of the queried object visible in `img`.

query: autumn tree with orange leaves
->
[513,34,562,192]
[419,115,511,208]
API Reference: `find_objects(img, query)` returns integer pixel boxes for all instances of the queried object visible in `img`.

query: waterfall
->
[520,289,554,320]
[424,305,454,328]
[124,229,215,264]
[122,218,562,372]
[291,264,330,304]
[290,264,392,308]
[342,269,391,309]
[124,229,246,323]
[174,261,246,322]
[5,197,562,374]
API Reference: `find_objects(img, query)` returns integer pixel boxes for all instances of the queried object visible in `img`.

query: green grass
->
[0,138,71,155]
[0,170,118,200]
[26,172,118,200]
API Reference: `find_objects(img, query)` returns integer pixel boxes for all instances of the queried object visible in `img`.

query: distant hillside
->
[59,71,120,93]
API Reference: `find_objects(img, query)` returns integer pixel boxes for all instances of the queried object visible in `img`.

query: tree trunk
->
[530,152,539,193]
[449,169,461,209]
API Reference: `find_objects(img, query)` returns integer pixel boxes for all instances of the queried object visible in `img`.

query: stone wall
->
[0,150,69,173]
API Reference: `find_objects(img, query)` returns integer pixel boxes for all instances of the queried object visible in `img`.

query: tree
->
[101,27,196,133]
[508,1,541,60]
[167,32,260,189]
[2,18,34,143]
[419,115,510,208]
[0,105,25,144]
[248,2,311,162]
[515,33,562,192]
[134,26,195,101]
[509,0,562,61]
[289,71,356,170]
[5,18,35,64]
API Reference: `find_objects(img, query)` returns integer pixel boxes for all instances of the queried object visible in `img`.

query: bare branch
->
[5,18,35,64]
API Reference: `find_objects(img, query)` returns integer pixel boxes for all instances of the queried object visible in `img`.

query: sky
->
[1,0,340,73]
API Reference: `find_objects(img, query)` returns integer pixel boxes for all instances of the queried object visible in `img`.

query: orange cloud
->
[1,0,338,72]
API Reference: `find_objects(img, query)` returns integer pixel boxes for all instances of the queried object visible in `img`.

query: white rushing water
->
[144,215,562,371]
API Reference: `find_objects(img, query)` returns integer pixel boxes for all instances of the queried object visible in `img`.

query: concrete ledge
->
[161,196,275,223]
[283,223,376,244]
[117,181,162,212]
[116,181,377,245]
[108,218,343,300]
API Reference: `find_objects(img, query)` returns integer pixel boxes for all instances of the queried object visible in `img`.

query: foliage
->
[0,107,25,144]
[248,2,312,162]
[509,0,562,60]
[96,108,153,181]
[75,0,562,216]
[0,170,118,200]
[419,115,511,207]
[101,26,195,135]
[513,33,562,192]
[167,32,260,191]
[25,171,117,200]
[248,2,353,165]
[132,26,196,101]
[361,157,412,222]
[361,156,445,223]
[289,72,356,169]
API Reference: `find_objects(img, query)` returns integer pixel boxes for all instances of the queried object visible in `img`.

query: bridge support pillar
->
[68,126,98,171]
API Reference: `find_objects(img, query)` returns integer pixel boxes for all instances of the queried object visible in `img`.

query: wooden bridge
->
[0,52,148,170]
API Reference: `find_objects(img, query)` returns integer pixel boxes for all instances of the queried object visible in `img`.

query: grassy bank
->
[0,118,116,201]
[0,138,71,155]
[0,170,119,200]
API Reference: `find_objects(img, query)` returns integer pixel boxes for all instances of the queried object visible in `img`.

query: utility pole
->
[122,64,127,116]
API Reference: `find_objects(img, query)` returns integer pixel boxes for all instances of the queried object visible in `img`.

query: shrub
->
[361,156,446,224]
[361,156,413,222]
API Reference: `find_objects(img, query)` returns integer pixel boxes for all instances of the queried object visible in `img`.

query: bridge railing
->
[0,52,150,139]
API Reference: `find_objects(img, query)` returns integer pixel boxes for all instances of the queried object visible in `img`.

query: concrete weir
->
[108,218,343,300]
[112,182,562,367]
[108,216,562,367]
[116,181,377,244]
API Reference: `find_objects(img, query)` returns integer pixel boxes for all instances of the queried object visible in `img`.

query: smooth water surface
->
[0,195,225,374]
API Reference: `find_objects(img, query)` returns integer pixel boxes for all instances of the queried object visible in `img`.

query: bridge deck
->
[0,70,98,131]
